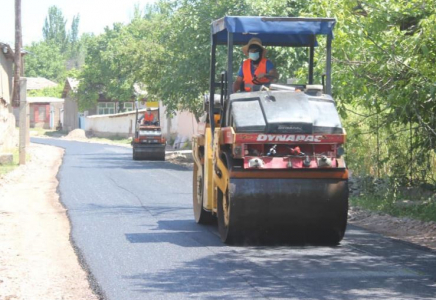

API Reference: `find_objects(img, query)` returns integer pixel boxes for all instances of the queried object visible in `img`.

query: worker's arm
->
[256,68,279,83]
[233,76,243,93]
[268,68,279,83]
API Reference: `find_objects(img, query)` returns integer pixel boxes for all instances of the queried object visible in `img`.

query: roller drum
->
[133,144,166,161]
[219,177,348,245]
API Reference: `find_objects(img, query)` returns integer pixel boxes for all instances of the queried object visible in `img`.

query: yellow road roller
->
[192,17,348,244]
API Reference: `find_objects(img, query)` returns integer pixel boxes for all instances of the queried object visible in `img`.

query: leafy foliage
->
[25,42,66,82]
[300,0,436,184]
[43,6,68,52]
[27,84,63,98]
[76,0,311,117]
[26,6,86,82]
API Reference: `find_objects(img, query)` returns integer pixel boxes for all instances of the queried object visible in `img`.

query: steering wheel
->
[252,74,276,85]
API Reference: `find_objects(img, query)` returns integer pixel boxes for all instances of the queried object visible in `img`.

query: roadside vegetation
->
[25,0,435,221]
[351,195,436,223]
[350,177,436,222]
[0,148,19,176]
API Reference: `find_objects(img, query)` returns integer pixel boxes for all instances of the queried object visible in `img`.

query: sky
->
[0,0,156,46]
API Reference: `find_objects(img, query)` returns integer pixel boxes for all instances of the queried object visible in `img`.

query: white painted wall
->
[85,110,138,138]
[0,49,16,152]
[84,106,198,148]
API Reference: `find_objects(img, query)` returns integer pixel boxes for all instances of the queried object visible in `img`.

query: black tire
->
[193,163,214,224]
[217,186,232,243]
[216,154,239,244]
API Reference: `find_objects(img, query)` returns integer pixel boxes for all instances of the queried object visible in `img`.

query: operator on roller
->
[142,108,155,125]
[233,37,279,93]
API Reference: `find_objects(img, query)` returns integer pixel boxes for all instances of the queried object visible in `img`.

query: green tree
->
[70,15,80,44]
[43,6,68,52]
[302,0,436,183]
[26,6,86,81]
[25,41,66,82]
[76,0,314,116]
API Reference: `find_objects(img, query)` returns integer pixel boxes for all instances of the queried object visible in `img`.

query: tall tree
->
[43,6,68,52]
[26,7,85,80]
[70,15,80,45]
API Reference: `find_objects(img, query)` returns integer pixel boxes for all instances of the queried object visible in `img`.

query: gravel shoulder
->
[348,206,436,251]
[0,143,98,300]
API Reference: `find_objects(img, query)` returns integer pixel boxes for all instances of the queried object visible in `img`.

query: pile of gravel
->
[65,129,87,140]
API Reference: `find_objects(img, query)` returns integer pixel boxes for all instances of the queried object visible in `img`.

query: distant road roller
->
[192,16,348,244]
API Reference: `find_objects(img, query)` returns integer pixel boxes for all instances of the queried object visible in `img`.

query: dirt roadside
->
[0,143,98,300]
[0,138,435,299]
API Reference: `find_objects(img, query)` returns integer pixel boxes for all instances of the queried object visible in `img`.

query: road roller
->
[192,16,348,244]
[132,102,166,161]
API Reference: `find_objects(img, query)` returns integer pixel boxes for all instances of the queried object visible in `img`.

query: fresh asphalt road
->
[33,138,436,300]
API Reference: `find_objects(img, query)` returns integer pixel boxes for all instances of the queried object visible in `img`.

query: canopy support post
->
[227,32,234,97]
[309,38,314,84]
[326,34,332,95]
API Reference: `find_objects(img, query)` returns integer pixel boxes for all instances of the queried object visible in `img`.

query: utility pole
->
[14,0,27,165]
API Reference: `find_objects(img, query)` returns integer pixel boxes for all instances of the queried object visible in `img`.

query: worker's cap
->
[242,37,266,57]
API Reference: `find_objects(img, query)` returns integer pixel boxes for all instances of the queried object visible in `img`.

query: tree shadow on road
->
[126,219,221,248]
[122,241,436,300]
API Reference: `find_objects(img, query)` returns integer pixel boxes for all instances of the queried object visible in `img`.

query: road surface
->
[33,138,436,300]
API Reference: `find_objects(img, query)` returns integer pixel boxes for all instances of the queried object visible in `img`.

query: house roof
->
[66,77,79,90]
[27,97,64,104]
[62,77,79,97]
[25,77,58,90]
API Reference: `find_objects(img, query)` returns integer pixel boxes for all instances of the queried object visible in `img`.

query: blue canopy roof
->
[211,16,336,47]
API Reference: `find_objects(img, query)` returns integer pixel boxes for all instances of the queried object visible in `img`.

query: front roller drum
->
[217,177,348,245]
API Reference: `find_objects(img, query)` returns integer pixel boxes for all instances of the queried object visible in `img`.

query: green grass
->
[29,127,66,138]
[351,195,436,223]
[0,148,20,176]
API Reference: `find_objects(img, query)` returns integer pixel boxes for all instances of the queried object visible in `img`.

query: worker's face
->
[248,45,261,61]
[249,49,260,61]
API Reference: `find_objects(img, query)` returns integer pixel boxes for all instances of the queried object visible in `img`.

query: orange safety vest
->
[242,58,270,92]
[144,112,154,122]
